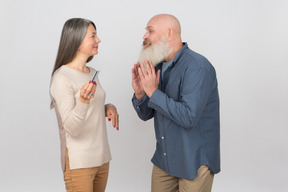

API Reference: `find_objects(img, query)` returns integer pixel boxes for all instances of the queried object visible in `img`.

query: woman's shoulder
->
[53,65,73,79]
[51,66,71,87]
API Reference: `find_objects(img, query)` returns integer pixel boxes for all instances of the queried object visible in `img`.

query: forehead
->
[146,17,167,31]
[146,18,157,29]
[87,24,96,33]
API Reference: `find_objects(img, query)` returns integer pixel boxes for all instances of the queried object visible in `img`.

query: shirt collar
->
[156,42,188,70]
[170,42,188,64]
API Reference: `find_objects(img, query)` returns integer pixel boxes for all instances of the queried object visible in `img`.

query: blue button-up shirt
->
[132,43,220,179]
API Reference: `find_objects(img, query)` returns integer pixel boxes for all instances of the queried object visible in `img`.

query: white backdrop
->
[0,0,287,191]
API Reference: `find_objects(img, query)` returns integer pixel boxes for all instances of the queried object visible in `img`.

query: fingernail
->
[92,81,96,85]
[117,127,119,130]
[89,80,92,84]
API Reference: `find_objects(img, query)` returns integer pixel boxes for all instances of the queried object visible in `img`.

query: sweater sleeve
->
[50,74,89,137]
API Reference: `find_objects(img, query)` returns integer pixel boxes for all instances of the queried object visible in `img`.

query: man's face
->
[142,19,164,49]
[138,20,172,66]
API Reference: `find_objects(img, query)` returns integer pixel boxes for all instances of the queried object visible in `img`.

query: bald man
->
[132,14,220,192]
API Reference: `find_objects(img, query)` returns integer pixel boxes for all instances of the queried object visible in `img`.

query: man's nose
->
[143,32,149,40]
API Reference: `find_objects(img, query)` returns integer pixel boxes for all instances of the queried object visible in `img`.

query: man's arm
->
[131,61,155,121]
[132,94,154,121]
[148,66,215,129]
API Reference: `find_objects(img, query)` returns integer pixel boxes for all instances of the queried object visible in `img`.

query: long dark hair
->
[51,18,96,76]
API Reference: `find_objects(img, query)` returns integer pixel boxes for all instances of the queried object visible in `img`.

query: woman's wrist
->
[79,97,90,104]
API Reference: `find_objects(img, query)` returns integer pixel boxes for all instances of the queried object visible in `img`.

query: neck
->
[165,41,183,62]
[66,53,90,73]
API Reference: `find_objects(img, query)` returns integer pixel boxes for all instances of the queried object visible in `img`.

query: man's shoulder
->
[175,51,216,78]
[182,47,206,60]
[179,43,205,59]
[180,48,212,68]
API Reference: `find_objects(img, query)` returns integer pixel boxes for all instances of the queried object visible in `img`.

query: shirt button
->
[161,137,164,139]
[164,153,166,156]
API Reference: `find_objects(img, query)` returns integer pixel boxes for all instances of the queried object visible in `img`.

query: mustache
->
[143,39,152,47]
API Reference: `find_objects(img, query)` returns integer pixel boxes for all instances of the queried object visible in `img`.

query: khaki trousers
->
[64,149,109,192]
[151,165,214,192]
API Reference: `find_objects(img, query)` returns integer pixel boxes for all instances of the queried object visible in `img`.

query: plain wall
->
[0,0,287,191]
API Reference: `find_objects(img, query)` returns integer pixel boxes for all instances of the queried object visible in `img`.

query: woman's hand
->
[105,104,119,130]
[79,81,97,104]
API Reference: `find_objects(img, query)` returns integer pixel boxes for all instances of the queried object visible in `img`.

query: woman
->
[50,18,119,192]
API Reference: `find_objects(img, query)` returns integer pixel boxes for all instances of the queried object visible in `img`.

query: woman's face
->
[78,24,101,57]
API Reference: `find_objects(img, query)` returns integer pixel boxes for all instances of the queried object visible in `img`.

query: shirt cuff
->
[132,94,149,112]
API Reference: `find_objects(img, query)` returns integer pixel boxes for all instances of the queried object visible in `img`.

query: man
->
[131,14,220,192]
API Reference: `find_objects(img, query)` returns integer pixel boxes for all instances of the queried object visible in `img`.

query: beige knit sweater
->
[50,65,111,171]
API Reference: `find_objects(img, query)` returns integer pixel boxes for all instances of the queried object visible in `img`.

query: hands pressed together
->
[132,60,160,100]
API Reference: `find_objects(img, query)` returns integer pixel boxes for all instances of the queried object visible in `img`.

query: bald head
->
[148,14,181,37]
[142,14,183,62]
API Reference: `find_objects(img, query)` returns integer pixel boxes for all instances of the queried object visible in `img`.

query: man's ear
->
[167,28,174,40]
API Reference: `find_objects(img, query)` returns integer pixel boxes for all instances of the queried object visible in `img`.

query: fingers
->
[140,60,155,77]
[144,60,152,74]
[81,81,97,100]
[132,67,137,80]
[107,108,119,131]
[156,69,161,82]
[80,82,89,98]
[112,112,119,130]
[90,83,96,97]
[132,63,141,79]
[134,60,154,79]
[147,60,155,74]
[86,82,96,99]
[138,62,146,80]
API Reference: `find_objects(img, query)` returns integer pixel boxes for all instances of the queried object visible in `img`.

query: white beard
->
[138,36,172,66]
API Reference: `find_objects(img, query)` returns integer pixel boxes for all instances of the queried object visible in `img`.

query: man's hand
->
[132,62,145,100]
[138,60,160,98]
